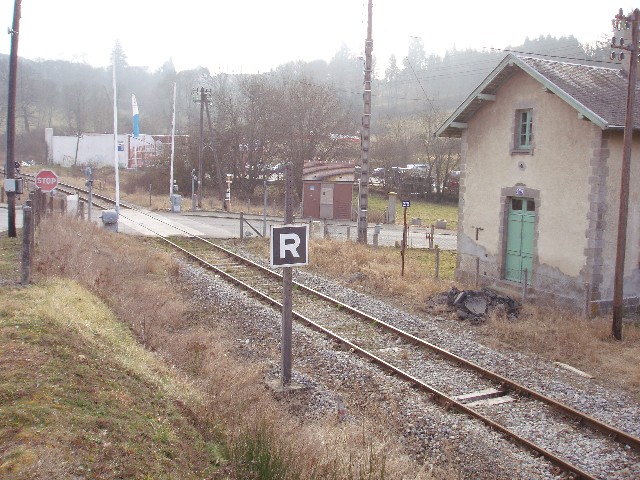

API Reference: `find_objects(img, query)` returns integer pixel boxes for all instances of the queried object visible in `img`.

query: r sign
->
[270,224,309,267]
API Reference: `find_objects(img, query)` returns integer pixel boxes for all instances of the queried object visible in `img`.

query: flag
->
[132,94,140,138]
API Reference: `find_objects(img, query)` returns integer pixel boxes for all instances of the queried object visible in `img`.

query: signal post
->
[268,163,308,392]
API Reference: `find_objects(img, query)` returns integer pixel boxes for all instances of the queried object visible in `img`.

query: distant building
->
[44,128,188,168]
[302,161,355,220]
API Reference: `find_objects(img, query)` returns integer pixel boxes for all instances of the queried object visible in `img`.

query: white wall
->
[45,129,129,168]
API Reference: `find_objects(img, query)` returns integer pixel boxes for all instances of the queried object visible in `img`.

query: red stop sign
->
[35,169,59,192]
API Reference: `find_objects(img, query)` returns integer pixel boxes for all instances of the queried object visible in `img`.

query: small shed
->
[302,161,355,220]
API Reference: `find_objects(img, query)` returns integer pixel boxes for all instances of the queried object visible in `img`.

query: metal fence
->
[307,220,457,251]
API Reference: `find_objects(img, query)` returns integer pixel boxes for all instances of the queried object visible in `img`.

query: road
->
[1,205,457,250]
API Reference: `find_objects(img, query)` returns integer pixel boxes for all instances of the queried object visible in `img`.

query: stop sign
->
[35,169,59,192]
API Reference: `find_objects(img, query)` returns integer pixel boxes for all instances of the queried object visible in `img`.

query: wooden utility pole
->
[5,0,21,238]
[357,0,373,244]
[611,8,639,340]
[197,87,205,208]
[204,100,222,191]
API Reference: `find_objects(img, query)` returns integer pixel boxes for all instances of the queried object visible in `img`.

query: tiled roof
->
[302,161,355,182]
[520,56,633,127]
[436,54,640,138]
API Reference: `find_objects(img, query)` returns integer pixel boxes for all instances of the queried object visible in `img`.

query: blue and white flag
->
[132,94,140,138]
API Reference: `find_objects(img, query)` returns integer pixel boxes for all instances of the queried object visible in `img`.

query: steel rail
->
[146,231,598,480]
[171,229,640,453]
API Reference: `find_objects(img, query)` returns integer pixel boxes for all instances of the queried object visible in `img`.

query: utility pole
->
[357,0,373,244]
[5,0,21,238]
[610,8,639,341]
[204,100,222,191]
[192,87,211,208]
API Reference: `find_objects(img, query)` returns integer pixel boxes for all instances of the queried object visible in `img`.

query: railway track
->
[19,177,640,478]
[167,234,640,479]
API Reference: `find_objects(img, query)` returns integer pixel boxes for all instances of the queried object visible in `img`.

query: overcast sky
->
[1,1,615,75]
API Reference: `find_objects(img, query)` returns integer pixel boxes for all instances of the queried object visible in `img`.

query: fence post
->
[21,205,32,285]
[521,269,528,300]
[475,256,480,288]
[239,212,244,239]
[29,199,35,270]
[38,191,45,225]
[435,245,440,279]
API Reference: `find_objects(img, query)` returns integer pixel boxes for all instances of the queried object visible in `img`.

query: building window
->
[515,109,533,151]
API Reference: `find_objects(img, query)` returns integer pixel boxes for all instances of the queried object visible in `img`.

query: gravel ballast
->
[178,259,640,479]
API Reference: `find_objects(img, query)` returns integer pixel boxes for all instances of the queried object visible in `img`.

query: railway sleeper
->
[453,387,514,406]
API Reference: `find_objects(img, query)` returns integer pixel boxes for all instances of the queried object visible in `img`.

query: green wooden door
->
[505,198,535,284]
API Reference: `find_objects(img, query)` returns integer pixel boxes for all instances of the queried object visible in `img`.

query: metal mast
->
[357,0,373,244]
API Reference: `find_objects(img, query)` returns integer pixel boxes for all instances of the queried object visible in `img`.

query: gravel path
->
[178,258,640,479]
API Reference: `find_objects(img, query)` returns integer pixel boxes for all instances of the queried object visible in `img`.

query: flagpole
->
[131,94,140,171]
[113,61,120,228]
[169,82,177,202]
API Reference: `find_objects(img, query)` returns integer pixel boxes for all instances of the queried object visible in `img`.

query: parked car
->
[443,170,460,194]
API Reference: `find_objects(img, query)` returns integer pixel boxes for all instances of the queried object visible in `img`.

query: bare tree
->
[274,70,355,194]
[417,113,460,199]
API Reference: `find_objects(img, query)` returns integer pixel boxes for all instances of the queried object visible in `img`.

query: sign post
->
[224,174,232,211]
[35,169,58,193]
[268,162,309,390]
[85,167,93,221]
[401,200,410,276]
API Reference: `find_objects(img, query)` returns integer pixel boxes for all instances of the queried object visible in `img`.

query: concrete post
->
[387,192,397,224]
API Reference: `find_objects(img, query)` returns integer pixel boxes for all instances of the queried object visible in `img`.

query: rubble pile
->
[430,287,520,324]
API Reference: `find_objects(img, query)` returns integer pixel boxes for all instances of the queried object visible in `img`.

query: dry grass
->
[484,303,640,393]
[309,239,456,300]
[241,237,456,306]
[28,216,441,479]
